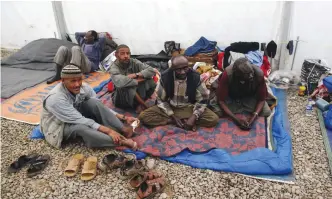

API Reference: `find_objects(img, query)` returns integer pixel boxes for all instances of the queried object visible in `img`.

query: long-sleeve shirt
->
[45,83,101,130]
[75,32,106,71]
[40,83,99,148]
[110,59,156,89]
[156,76,209,118]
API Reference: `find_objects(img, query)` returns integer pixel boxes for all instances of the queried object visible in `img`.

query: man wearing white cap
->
[40,65,137,150]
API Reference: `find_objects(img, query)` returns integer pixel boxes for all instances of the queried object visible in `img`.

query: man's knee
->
[199,109,219,127]
[58,46,69,53]
[71,46,81,52]
[82,98,104,109]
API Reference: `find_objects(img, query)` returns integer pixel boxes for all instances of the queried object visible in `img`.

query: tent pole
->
[52,1,68,40]
[291,36,300,71]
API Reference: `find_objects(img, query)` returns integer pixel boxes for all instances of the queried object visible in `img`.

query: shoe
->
[47,64,62,84]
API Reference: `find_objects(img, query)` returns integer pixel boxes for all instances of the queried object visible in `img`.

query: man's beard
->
[175,73,187,80]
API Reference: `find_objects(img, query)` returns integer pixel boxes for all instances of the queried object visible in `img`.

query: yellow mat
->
[1,72,110,125]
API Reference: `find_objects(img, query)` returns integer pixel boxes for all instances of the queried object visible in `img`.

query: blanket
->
[1,72,110,124]
[97,85,267,156]
[1,38,77,98]
[317,109,332,174]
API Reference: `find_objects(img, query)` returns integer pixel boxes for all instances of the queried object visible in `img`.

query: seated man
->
[138,56,219,130]
[41,65,137,150]
[47,30,107,84]
[217,57,271,130]
[109,45,156,112]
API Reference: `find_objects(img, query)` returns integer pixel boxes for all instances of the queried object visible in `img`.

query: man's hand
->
[247,112,258,128]
[184,115,197,131]
[125,116,138,125]
[171,115,184,128]
[136,78,146,83]
[107,129,125,143]
[235,118,251,130]
[127,73,137,79]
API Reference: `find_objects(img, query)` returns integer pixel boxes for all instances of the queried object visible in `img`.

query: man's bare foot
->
[121,125,134,138]
[120,139,138,151]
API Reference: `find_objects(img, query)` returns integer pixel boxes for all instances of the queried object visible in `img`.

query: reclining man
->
[47,30,110,84]
[138,55,219,130]
[217,57,271,130]
[41,65,137,150]
[110,45,156,112]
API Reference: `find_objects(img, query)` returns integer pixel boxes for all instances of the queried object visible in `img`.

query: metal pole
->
[291,36,300,71]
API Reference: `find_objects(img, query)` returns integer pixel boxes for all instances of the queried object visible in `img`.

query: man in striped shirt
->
[138,56,218,130]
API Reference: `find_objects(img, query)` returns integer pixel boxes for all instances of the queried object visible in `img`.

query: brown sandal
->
[128,170,163,190]
[119,159,146,180]
[136,176,166,199]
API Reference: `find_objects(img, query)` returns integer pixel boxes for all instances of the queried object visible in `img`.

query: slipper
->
[98,153,136,172]
[27,155,50,178]
[136,176,166,199]
[64,154,84,177]
[81,156,98,181]
[8,153,38,173]
[129,170,163,190]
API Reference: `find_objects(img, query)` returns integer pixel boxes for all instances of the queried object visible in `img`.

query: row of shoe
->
[64,152,166,198]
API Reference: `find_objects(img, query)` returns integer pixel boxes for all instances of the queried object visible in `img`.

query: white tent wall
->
[1,1,332,76]
[1,1,58,49]
[285,1,332,74]
[62,0,283,55]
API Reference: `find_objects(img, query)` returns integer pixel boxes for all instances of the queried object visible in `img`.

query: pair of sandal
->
[64,154,98,181]
[129,170,166,199]
[8,154,50,177]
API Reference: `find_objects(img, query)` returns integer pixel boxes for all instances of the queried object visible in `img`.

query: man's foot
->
[46,64,62,84]
[120,139,138,151]
[121,125,134,138]
[46,75,61,84]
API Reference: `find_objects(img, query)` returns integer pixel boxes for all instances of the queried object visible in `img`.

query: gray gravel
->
[1,49,332,198]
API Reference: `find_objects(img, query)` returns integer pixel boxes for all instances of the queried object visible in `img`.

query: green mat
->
[317,109,332,174]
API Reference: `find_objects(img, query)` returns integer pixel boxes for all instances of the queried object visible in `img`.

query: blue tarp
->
[184,37,217,56]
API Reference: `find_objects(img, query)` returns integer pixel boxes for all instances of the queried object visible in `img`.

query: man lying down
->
[40,65,138,150]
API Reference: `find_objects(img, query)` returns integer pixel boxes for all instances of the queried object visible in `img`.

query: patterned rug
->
[97,85,267,156]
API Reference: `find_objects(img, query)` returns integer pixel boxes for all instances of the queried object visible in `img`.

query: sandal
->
[27,155,50,177]
[81,156,98,181]
[136,176,166,199]
[98,153,136,172]
[129,170,163,190]
[119,159,146,180]
[8,153,38,173]
[64,154,84,177]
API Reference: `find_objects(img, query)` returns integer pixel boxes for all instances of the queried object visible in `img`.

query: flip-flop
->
[27,155,50,178]
[64,154,84,177]
[81,156,98,181]
[8,153,38,173]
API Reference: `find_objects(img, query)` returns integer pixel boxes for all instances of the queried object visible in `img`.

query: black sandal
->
[27,155,50,177]
[7,153,38,173]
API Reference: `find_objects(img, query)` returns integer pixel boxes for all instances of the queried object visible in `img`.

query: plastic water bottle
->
[306,99,313,116]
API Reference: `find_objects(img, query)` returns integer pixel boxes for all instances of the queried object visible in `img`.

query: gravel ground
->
[1,50,332,198]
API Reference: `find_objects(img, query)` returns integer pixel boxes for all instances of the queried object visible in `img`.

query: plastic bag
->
[99,51,116,72]
[268,70,301,89]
